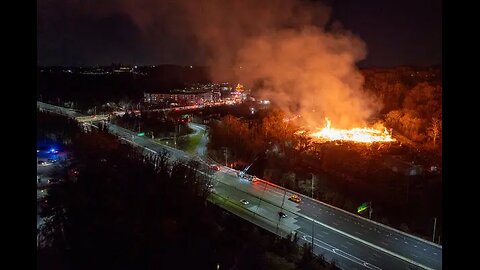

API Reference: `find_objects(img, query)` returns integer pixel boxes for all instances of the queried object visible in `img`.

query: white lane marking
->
[433,252,438,256]
[414,245,417,248]
[355,231,363,236]
[404,241,408,244]
[298,215,435,270]
[300,234,382,270]
[322,231,329,235]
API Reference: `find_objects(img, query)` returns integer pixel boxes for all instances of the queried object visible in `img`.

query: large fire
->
[309,118,396,143]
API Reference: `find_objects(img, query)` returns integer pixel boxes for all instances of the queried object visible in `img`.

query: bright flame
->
[309,117,395,143]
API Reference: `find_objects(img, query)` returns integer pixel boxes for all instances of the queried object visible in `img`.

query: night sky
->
[37,0,441,67]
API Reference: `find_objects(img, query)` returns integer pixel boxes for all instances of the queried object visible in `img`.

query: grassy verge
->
[184,132,204,153]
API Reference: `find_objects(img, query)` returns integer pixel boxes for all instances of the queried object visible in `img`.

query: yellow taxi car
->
[288,194,301,203]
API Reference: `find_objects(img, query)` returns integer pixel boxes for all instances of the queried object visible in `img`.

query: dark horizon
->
[37,0,441,68]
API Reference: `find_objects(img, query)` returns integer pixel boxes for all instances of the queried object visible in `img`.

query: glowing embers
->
[309,118,395,143]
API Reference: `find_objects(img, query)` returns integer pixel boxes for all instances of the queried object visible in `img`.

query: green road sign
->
[357,202,368,213]
[137,132,145,137]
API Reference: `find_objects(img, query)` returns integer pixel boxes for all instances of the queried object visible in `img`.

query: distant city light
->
[259,100,270,105]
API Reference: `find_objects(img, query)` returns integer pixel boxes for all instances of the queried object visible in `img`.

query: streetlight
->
[369,202,373,219]
[309,173,315,198]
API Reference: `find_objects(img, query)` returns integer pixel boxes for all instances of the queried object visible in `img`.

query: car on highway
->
[240,199,249,205]
[37,160,50,166]
[210,165,220,171]
[278,212,287,218]
[288,194,301,203]
[238,172,255,181]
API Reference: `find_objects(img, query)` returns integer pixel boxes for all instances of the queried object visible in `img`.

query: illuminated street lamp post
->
[276,188,287,236]
[369,202,373,219]
[311,174,315,198]
[308,173,316,198]
[223,147,228,167]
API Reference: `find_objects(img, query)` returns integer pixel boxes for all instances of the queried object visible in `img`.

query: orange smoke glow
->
[309,118,395,143]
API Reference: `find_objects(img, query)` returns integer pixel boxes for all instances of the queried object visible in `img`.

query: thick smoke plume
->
[59,0,382,127]
[234,27,379,128]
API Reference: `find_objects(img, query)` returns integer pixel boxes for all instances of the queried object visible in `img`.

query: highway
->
[37,101,442,269]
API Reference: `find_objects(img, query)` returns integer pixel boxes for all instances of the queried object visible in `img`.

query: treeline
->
[37,110,81,145]
[38,117,335,270]
[208,108,310,165]
[362,66,442,150]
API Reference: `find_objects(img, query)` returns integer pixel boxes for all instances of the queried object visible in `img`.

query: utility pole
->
[432,217,437,243]
[280,188,287,210]
[224,148,228,167]
[254,180,268,218]
[311,173,315,198]
[311,219,314,253]
[369,202,373,219]
[174,125,177,148]
[277,189,287,235]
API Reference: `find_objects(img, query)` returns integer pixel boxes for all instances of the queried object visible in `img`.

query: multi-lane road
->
[37,101,442,269]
